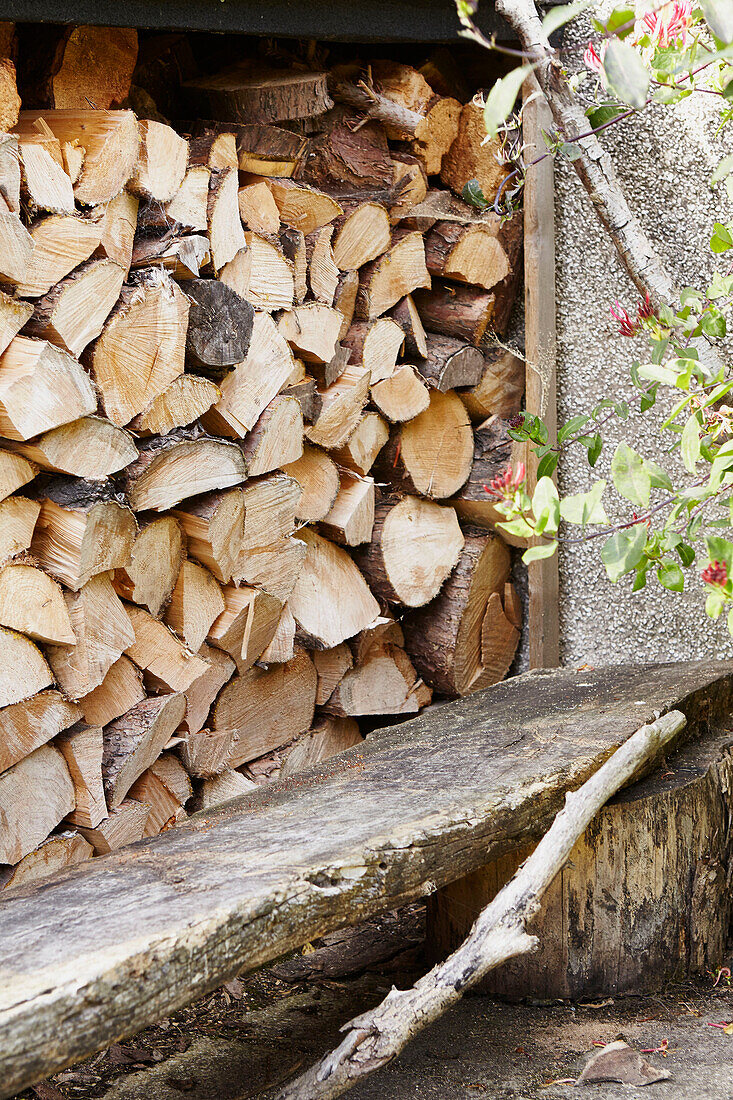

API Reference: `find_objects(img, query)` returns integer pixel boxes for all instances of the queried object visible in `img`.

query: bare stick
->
[275,708,686,1100]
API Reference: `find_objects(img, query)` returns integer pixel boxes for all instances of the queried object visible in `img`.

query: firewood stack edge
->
[0,25,525,889]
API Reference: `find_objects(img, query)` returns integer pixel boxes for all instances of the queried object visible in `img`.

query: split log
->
[31,478,136,590]
[189,129,237,170]
[220,234,294,312]
[0,211,33,283]
[391,154,428,221]
[241,474,302,549]
[179,642,235,736]
[0,56,18,132]
[417,334,483,392]
[440,103,511,202]
[0,689,80,774]
[95,190,138,271]
[35,25,137,110]
[267,179,342,235]
[207,166,246,271]
[356,497,464,608]
[332,412,389,476]
[129,753,192,837]
[130,375,220,435]
[0,336,96,440]
[204,312,295,436]
[46,573,135,700]
[165,560,225,653]
[424,216,522,291]
[0,133,21,214]
[351,615,405,665]
[312,342,350,388]
[371,365,430,423]
[0,450,38,501]
[290,528,379,649]
[306,364,371,450]
[320,475,375,547]
[0,497,40,562]
[130,233,210,279]
[0,290,32,354]
[280,227,308,302]
[356,230,431,320]
[17,135,75,214]
[17,214,101,297]
[77,798,149,853]
[79,655,145,729]
[377,390,473,499]
[0,626,52,708]
[325,644,431,717]
[459,346,525,421]
[0,743,74,864]
[102,693,186,810]
[164,165,210,231]
[391,294,427,358]
[479,585,521,688]
[303,108,393,192]
[403,529,513,697]
[129,119,188,203]
[194,768,255,811]
[213,648,317,766]
[282,445,340,523]
[56,722,107,829]
[341,318,403,383]
[112,516,185,618]
[17,109,140,207]
[238,178,280,234]
[186,67,332,124]
[208,584,282,673]
[334,270,359,338]
[0,830,92,892]
[172,489,245,584]
[179,726,233,780]
[331,201,391,271]
[260,603,297,664]
[413,282,500,346]
[233,537,307,602]
[184,277,254,369]
[278,302,342,365]
[0,562,74,644]
[3,417,137,478]
[125,603,210,693]
[280,716,362,777]
[26,258,124,358]
[123,432,247,512]
[282,376,321,423]
[234,123,308,176]
[313,643,353,706]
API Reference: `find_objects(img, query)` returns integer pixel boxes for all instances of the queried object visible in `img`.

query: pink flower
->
[610,300,640,338]
[583,42,605,75]
[484,462,526,500]
[702,560,728,587]
[643,0,692,47]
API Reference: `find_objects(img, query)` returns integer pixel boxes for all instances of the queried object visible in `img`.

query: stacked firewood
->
[0,25,525,890]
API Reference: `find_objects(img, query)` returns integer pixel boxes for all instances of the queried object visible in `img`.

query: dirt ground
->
[15,907,733,1100]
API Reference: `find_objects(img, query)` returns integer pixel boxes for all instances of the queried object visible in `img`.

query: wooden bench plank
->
[0,660,732,1097]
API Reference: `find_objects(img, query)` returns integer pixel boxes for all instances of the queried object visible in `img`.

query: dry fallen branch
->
[275,708,686,1100]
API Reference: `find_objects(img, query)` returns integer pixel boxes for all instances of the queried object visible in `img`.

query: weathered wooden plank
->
[0,661,731,1097]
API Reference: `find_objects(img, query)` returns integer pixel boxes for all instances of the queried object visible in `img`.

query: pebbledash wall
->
[554,10,733,666]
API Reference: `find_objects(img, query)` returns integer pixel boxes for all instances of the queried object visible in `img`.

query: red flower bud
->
[702,560,728,587]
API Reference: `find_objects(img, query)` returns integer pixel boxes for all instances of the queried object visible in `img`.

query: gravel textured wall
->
[555,12,733,666]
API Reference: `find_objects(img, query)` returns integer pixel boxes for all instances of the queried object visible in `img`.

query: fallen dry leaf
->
[578,1040,671,1086]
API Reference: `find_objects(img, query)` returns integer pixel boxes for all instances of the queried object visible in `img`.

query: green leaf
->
[587,433,602,466]
[537,452,559,480]
[657,560,684,592]
[701,306,727,338]
[603,5,636,38]
[646,460,673,491]
[601,524,648,582]
[586,102,625,128]
[700,0,733,43]
[559,479,608,525]
[706,589,725,619]
[603,39,650,108]
[558,414,589,443]
[611,442,651,507]
[522,540,558,564]
[558,142,583,161]
[681,414,701,474]
[483,65,533,141]
[707,270,733,298]
[632,562,649,591]
[541,0,593,36]
[532,476,560,536]
[710,221,733,253]
[706,535,733,571]
[677,543,695,567]
[497,517,535,539]
[638,361,680,385]
[461,179,487,210]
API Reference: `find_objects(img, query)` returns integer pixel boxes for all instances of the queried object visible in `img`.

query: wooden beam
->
[523,75,559,669]
[0,660,730,1097]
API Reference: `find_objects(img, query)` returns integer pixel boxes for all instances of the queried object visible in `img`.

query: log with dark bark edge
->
[303,107,394,193]
[31,476,137,591]
[185,66,332,124]
[22,25,137,110]
[371,365,430,423]
[376,389,474,500]
[355,496,464,608]
[0,337,96,441]
[0,664,728,1098]
[123,431,247,512]
[413,282,498,346]
[102,693,186,811]
[188,129,237,170]
[213,648,317,767]
[391,293,427,358]
[424,214,522,292]
[184,277,254,369]
[233,122,308,176]
[416,334,483,392]
[452,417,529,546]
[460,345,525,422]
[0,689,79,774]
[402,528,512,697]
